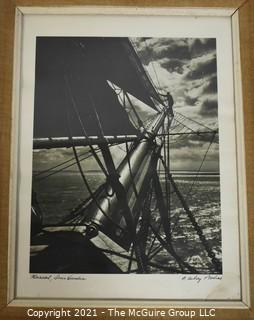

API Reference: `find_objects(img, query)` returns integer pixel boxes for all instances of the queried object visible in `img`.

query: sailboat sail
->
[33,37,160,141]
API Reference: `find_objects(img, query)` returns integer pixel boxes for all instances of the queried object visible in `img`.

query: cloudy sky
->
[131,37,219,171]
[33,37,220,174]
[132,38,218,123]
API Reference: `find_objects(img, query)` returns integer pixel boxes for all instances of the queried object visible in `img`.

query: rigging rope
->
[34,144,120,183]
[130,39,163,99]
[34,149,100,182]
[63,76,126,233]
[147,221,162,257]
[166,129,218,243]
[159,156,222,273]
[173,117,200,135]
[125,92,146,130]
[163,120,171,240]
[111,82,148,133]
[112,84,140,129]
[64,75,109,177]
[71,142,126,232]
[176,111,214,132]
[187,132,217,197]
[125,142,139,198]
[64,99,126,232]
[144,39,163,93]
[148,222,197,273]
[34,149,93,177]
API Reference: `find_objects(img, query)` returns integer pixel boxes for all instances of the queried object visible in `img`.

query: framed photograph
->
[0,1,253,319]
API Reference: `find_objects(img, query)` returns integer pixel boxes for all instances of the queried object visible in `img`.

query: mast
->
[68,107,173,249]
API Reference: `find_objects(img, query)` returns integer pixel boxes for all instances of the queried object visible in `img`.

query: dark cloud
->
[185,56,217,80]
[199,98,218,117]
[202,75,217,94]
[160,58,185,73]
[183,74,218,107]
[163,43,191,61]
[134,38,216,68]
[134,39,191,65]
[189,38,216,58]
[184,95,198,106]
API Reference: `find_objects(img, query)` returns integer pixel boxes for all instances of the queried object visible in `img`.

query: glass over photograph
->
[30,36,222,275]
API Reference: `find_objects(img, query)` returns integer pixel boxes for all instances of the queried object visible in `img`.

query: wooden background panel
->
[239,0,254,316]
[0,0,15,313]
[0,0,253,319]
[6,0,249,7]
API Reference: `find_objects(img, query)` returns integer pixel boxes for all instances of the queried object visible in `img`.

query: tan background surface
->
[0,0,253,319]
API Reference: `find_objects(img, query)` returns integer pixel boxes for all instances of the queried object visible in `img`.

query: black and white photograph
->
[1,2,253,316]
[30,36,222,275]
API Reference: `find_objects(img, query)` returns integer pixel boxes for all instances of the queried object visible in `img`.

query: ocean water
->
[153,174,221,273]
[32,171,221,273]
[33,172,106,225]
